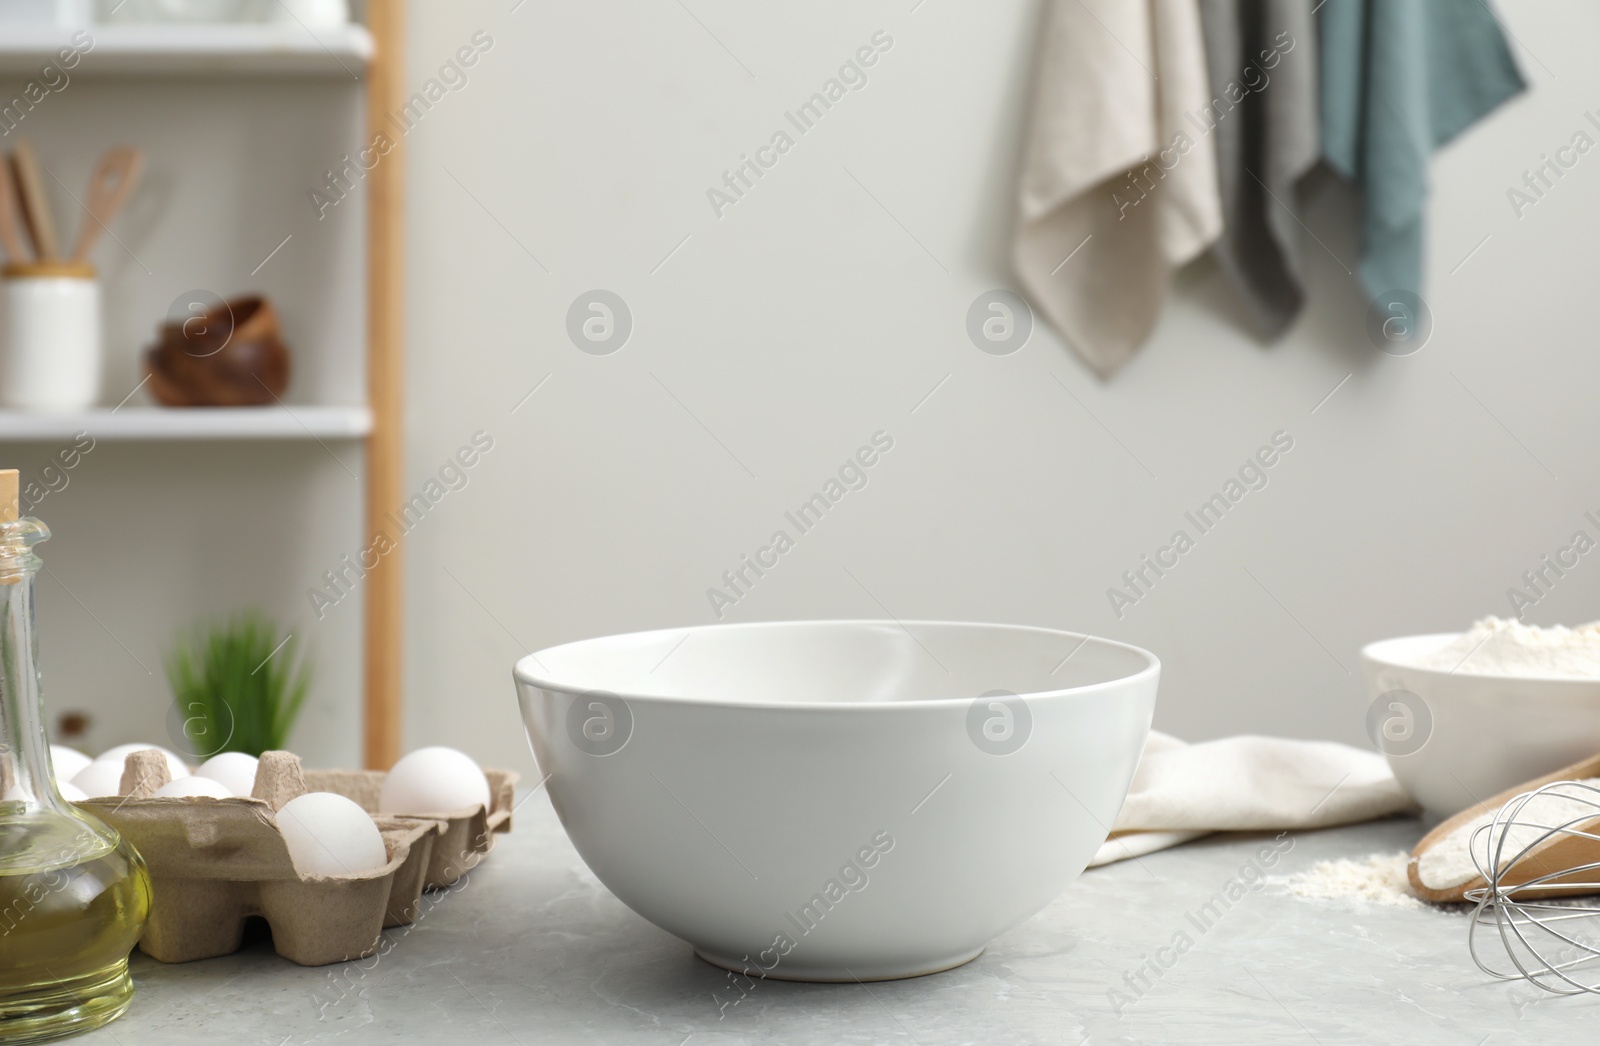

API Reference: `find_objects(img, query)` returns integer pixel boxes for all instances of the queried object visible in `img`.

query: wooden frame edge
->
[362,0,404,769]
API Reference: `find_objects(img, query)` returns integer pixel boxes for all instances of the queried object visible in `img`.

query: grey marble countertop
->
[82,791,1596,1045]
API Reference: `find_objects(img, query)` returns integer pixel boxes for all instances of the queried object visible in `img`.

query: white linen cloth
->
[1089,731,1416,867]
[1014,0,1223,377]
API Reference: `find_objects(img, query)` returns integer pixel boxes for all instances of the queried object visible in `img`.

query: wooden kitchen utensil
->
[1409,751,1600,903]
[0,161,30,264]
[69,147,143,264]
[11,140,60,263]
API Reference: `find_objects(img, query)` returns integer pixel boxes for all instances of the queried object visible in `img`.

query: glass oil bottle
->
[0,470,150,1043]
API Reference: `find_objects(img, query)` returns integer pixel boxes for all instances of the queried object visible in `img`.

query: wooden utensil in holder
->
[0,143,143,409]
[10,140,60,263]
[0,161,29,264]
[70,147,143,264]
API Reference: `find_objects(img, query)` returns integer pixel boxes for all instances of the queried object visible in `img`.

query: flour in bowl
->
[1416,617,1600,678]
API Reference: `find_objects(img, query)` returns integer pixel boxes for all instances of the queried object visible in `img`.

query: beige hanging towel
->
[1015,0,1223,377]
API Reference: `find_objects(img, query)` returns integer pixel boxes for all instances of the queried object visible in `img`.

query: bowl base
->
[693,945,984,983]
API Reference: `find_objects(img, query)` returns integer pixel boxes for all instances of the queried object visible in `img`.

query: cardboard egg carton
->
[302,764,519,889]
[78,750,444,966]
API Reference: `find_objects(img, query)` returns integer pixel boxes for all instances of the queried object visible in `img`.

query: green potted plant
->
[165,611,311,758]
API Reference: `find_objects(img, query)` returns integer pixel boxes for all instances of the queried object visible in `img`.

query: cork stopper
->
[0,470,16,524]
[0,470,18,587]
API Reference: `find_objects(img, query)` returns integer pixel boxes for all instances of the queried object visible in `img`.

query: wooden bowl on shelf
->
[144,295,291,407]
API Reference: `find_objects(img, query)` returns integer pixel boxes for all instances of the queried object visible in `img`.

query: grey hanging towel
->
[1197,0,1319,340]
[1320,0,1526,303]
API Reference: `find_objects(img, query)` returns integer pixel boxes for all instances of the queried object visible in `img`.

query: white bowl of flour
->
[1361,618,1600,817]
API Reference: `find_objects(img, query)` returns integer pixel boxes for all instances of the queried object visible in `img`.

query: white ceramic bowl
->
[1361,633,1600,817]
[515,620,1158,982]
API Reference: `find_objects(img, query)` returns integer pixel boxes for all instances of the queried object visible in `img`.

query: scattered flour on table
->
[1282,852,1424,908]
[1416,779,1600,890]
[1414,617,1600,677]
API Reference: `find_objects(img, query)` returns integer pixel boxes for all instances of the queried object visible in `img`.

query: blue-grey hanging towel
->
[1319,0,1526,303]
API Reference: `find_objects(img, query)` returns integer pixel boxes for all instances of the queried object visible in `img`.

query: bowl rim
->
[1360,631,1600,685]
[513,619,1160,711]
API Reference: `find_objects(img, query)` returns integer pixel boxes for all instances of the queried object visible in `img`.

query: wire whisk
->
[1466,779,1600,995]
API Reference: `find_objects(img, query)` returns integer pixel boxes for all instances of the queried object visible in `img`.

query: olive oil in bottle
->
[0,818,150,1042]
[0,471,151,1043]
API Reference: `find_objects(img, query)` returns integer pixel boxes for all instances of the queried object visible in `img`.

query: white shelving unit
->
[0,6,406,768]
[0,24,374,77]
[0,405,372,441]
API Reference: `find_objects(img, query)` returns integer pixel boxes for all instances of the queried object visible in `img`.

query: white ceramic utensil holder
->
[268,0,347,29]
[0,263,102,411]
[0,0,91,26]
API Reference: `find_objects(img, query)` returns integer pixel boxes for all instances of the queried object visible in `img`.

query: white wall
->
[402,0,1600,775]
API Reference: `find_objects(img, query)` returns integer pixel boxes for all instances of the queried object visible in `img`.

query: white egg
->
[70,760,127,798]
[275,792,389,878]
[5,780,85,802]
[50,745,92,781]
[97,743,190,782]
[153,776,233,799]
[379,746,490,815]
[195,753,259,798]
